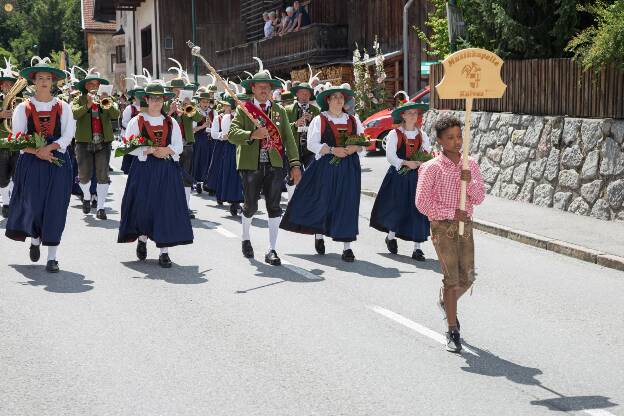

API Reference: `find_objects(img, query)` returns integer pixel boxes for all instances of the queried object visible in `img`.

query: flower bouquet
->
[397,150,434,175]
[330,134,372,165]
[114,134,155,158]
[0,132,64,166]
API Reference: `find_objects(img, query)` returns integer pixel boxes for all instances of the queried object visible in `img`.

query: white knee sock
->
[315,233,324,240]
[242,215,252,241]
[268,216,281,251]
[343,242,351,251]
[47,246,58,261]
[0,186,10,205]
[96,183,109,210]
[79,183,91,201]
[388,231,396,240]
[160,247,169,254]
[185,187,191,209]
[414,242,421,251]
[139,235,148,243]
[286,184,296,200]
[31,237,41,246]
[8,179,13,197]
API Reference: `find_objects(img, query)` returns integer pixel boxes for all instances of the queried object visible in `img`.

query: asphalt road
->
[1,155,622,416]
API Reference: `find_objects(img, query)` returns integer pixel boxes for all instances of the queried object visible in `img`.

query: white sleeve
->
[125,117,147,161]
[385,130,403,170]
[420,130,432,153]
[354,114,365,135]
[168,118,183,156]
[10,102,28,135]
[121,105,132,129]
[220,114,232,139]
[306,115,326,158]
[56,101,75,152]
[210,117,220,140]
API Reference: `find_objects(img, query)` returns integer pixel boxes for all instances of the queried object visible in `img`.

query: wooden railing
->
[430,58,624,119]
[215,23,349,76]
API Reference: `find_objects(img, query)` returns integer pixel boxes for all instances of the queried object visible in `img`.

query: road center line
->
[368,305,478,356]
[282,260,323,281]
[215,226,237,238]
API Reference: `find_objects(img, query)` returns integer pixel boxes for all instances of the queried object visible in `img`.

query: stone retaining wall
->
[421,110,624,221]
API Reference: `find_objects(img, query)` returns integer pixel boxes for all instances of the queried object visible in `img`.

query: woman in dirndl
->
[5,57,76,273]
[370,101,431,261]
[117,83,193,268]
[280,84,364,262]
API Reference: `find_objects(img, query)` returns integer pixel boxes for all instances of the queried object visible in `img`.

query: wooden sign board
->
[436,48,506,99]
[435,48,506,235]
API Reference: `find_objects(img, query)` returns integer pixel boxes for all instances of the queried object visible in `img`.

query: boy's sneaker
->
[446,329,462,353]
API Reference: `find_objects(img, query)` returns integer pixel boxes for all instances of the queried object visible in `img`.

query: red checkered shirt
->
[415,153,485,221]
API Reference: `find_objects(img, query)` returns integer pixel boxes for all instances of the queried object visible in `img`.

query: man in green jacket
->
[228,65,301,266]
[72,71,120,220]
[284,82,319,198]
[0,62,19,219]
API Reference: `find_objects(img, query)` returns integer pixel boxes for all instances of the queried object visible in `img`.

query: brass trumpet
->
[2,77,28,133]
[89,89,114,110]
[183,103,197,117]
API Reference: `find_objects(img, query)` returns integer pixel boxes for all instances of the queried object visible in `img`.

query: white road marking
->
[369,305,478,356]
[583,410,617,416]
[215,226,237,238]
[282,260,323,281]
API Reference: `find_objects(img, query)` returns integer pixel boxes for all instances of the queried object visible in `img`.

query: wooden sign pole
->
[458,97,473,235]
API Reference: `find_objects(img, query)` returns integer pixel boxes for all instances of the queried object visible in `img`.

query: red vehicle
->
[363,86,430,152]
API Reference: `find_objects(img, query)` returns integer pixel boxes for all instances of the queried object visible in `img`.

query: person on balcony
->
[263,12,274,39]
[228,58,301,266]
[291,1,311,32]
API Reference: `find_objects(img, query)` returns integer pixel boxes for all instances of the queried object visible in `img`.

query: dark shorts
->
[430,220,476,289]
[75,142,111,184]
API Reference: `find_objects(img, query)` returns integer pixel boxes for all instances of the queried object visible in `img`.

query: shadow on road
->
[289,253,405,279]
[10,264,94,293]
[460,341,618,413]
[82,216,121,230]
[122,261,209,285]
[377,252,442,273]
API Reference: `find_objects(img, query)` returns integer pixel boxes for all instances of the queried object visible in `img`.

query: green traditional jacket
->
[72,94,120,143]
[0,98,9,139]
[284,101,320,153]
[174,111,203,144]
[228,101,300,171]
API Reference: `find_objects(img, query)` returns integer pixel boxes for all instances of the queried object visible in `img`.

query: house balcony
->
[215,24,349,76]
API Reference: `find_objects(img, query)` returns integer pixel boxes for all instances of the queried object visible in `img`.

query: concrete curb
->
[361,189,624,272]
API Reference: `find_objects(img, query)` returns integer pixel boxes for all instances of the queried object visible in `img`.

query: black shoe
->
[96,209,107,220]
[314,238,325,255]
[217,200,224,206]
[158,253,172,268]
[189,210,195,219]
[341,249,355,262]
[202,183,211,192]
[29,244,40,262]
[264,250,281,266]
[229,203,240,216]
[385,237,398,254]
[91,198,98,209]
[412,249,425,261]
[446,329,462,353]
[196,184,203,194]
[45,260,60,273]
[1,204,8,218]
[242,240,254,258]
[82,199,91,214]
[136,240,147,261]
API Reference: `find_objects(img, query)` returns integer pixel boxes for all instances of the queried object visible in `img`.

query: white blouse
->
[121,103,140,131]
[11,97,76,153]
[125,113,183,162]
[385,127,432,170]
[307,111,365,159]
[211,113,232,141]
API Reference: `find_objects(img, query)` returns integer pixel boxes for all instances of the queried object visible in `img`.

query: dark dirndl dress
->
[216,141,243,203]
[192,128,213,183]
[5,103,73,246]
[280,114,361,242]
[121,154,135,175]
[369,130,430,242]
[204,139,225,193]
[69,141,97,196]
[117,116,193,248]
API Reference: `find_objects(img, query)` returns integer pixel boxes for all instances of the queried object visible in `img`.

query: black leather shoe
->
[91,198,98,209]
[159,253,172,268]
[46,260,60,273]
[264,250,281,266]
[29,244,40,262]
[412,249,425,261]
[385,237,398,254]
[314,238,325,255]
[202,183,211,193]
[229,203,240,217]
[189,210,195,219]
[217,200,224,206]
[242,240,254,258]
[82,199,91,214]
[136,240,147,261]
[1,204,8,218]
[196,184,203,194]
[341,249,355,262]
[96,209,107,220]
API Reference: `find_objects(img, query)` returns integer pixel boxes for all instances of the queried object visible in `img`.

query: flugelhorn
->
[89,89,113,110]
[2,77,28,133]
